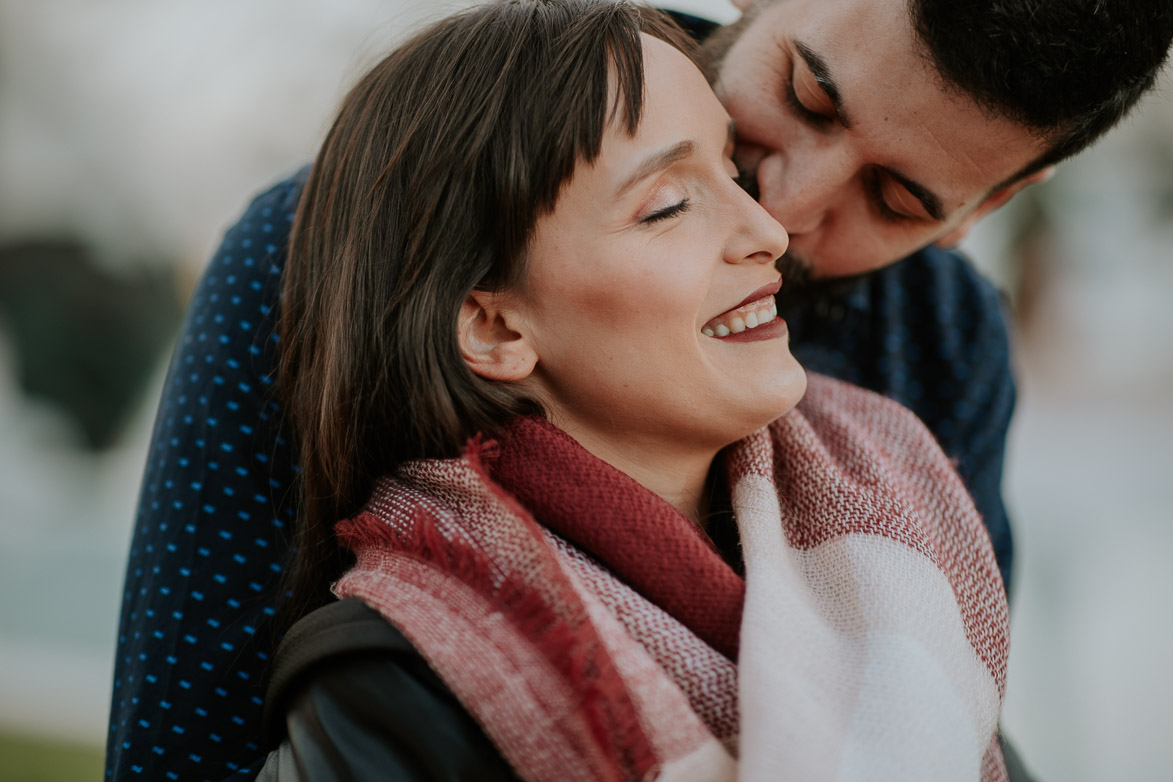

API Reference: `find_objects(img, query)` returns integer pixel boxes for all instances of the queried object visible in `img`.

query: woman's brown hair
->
[277,0,707,625]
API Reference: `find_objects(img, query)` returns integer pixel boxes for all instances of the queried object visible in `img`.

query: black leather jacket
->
[259,598,1040,782]
[258,598,519,781]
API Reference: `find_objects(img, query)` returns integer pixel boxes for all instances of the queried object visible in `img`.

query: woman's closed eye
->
[641,198,691,224]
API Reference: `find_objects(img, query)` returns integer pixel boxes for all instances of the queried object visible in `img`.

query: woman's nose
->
[725,188,789,265]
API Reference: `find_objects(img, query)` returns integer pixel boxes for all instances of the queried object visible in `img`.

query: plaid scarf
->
[334,374,1010,781]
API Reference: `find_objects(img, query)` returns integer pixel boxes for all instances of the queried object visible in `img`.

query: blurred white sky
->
[0,1,1171,780]
[0,0,737,277]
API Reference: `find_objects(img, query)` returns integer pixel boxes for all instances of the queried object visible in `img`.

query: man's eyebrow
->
[616,140,694,196]
[793,40,850,129]
[886,167,947,221]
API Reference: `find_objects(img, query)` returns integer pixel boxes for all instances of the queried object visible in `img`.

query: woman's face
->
[515,34,806,455]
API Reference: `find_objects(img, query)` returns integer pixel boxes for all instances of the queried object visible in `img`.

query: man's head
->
[707,0,1173,280]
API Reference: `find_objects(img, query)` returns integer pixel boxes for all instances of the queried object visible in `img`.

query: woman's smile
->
[702,277,782,337]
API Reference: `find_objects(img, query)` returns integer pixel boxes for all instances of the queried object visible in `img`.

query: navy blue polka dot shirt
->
[104,161,1015,780]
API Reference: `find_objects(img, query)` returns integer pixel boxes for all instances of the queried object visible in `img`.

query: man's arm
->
[105,169,307,781]
[935,282,1016,595]
[887,246,1017,595]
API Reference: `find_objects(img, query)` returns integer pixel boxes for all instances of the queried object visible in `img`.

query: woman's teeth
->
[702,296,779,337]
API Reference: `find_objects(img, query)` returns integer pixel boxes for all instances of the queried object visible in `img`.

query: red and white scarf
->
[334,373,1010,781]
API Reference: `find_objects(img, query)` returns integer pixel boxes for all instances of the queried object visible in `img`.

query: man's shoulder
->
[665,10,720,42]
[185,165,309,318]
[859,244,1015,365]
[786,244,1016,438]
[234,165,310,228]
[866,244,1015,380]
[875,244,1007,321]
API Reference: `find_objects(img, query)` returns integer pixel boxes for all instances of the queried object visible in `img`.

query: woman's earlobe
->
[458,292,538,382]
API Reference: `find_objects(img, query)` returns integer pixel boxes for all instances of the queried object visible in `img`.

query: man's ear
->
[458,290,538,382]
[934,166,1054,249]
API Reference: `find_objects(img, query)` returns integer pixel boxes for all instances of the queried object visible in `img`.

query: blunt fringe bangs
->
[276,0,705,624]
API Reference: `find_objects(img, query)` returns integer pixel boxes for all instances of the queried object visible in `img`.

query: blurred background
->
[0,0,1169,779]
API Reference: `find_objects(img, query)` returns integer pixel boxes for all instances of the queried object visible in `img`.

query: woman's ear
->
[458,290,538,382]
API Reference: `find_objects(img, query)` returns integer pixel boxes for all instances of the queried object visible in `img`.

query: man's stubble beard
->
[775,253,812,292]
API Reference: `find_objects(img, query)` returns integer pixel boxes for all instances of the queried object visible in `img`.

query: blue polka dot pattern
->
[104,167,1017,780]
[105,170,306,782]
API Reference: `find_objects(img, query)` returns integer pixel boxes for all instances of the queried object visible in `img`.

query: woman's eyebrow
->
[616,140,694,196]
[616,120,736,197]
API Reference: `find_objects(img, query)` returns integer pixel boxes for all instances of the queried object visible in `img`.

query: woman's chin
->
[768,362,808,416]
[703,327,806,398]
[745,349,808,416]
[717,361,808,446]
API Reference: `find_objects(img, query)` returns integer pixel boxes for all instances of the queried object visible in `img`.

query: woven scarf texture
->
[334,373,1010,782]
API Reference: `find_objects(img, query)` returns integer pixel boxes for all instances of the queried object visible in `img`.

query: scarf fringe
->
[337,504,660,780]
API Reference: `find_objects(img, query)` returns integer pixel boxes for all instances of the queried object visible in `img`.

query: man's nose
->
[756,143,857,236]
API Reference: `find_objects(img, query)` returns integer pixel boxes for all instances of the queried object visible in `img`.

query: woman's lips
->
[731,279,782,312]
[714,311,788,343]
[701,278,783,338]
[701,294,779,337]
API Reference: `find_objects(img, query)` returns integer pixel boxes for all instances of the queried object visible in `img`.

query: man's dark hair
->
[911,0,1173,182]
[277,0,705,629]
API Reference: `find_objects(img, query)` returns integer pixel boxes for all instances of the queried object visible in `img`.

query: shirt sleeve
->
[107,169,308,781]
[941,286,1016,595]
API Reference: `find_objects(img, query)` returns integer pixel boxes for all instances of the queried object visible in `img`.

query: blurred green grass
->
[0,731,103,782]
